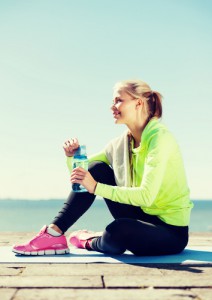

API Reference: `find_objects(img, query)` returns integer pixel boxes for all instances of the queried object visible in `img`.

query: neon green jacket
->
[67,118,193,226]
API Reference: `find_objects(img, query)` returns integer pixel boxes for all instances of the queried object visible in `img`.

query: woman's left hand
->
[70,167,97,194]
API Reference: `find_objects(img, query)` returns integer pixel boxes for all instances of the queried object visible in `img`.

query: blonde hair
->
[113,79,163,120]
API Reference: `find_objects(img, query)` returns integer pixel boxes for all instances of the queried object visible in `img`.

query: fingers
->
[70,167,86,183]
[63,137,79,156]
[71,167,86,176]
[63,137,79,149]
[70,169,97,194]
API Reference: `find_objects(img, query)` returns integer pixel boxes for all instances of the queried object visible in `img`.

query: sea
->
[0,199,211,233]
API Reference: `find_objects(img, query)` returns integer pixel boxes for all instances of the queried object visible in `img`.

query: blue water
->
[0,199,211,232]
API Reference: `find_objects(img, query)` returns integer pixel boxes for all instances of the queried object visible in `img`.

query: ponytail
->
[152,91,162,118]
[143,91,163,120]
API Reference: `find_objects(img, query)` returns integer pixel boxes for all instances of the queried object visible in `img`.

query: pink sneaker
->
[12,225,69,256]
[69,230,102,249]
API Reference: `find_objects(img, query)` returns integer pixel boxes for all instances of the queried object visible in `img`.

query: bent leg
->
[52,192,95,233]
[91,218,188,256]
[52,162,117,233]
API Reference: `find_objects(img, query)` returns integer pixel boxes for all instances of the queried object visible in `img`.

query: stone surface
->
[0,232,211,300]
[104,273,212,288]
[0,275,102,288]
[14,288,199,300]
[104,264,212,288]
[0,266,23,276]
[191,288,212,300]
[0,288,16,300]
[21,263,162,276]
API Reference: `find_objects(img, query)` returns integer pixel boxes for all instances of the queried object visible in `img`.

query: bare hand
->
[63,138,79,157]
[70,167,97,194]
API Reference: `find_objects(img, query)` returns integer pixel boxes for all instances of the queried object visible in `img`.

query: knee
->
[89,162,116,185]
[106,218,129,240]
[106,219,122,231]
[96,220,127,255]
[98,231,125,255]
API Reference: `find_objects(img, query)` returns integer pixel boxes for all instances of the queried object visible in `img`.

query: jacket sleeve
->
[94,132,173,208]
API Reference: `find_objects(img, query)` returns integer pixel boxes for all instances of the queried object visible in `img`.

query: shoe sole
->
[12,248,70,256]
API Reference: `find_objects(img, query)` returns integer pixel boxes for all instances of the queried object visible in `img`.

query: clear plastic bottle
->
[72,145,89,192]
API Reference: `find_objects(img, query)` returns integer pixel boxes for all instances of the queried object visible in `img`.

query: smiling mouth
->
[113,111,120,118]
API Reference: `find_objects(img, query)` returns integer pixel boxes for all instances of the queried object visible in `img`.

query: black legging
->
[52,162,188,256]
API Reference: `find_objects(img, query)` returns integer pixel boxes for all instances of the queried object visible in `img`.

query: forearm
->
[94,183,155,208]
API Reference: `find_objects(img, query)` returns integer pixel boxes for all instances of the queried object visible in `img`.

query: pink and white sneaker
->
[12,225,69,255]
[69,230,102,249]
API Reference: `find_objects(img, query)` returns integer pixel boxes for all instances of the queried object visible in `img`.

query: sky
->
[0,0,211,200]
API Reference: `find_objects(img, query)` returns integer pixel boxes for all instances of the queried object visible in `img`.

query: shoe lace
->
[32,228,46,240]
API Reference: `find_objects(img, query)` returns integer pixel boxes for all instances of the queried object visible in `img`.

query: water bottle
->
[72,145,89,192]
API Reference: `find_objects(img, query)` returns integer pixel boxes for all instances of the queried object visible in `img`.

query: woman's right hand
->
[63,138,79,157]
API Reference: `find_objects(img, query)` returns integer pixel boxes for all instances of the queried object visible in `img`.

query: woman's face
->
[111,90,140,125]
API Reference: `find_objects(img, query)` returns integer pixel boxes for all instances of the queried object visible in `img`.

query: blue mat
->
[0,246,212,264]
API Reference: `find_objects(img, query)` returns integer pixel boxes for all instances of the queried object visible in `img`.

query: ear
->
[135,98,143,109]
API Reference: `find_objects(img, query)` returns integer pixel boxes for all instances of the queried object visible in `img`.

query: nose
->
[110,103,115,111]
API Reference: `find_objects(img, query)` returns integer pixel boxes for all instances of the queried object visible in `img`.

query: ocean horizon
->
[0,199,211,233]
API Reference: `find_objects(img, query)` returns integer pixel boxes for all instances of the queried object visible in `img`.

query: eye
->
[113,98,123,104]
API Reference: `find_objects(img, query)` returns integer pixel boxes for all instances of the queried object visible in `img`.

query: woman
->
[13,79,193,256]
